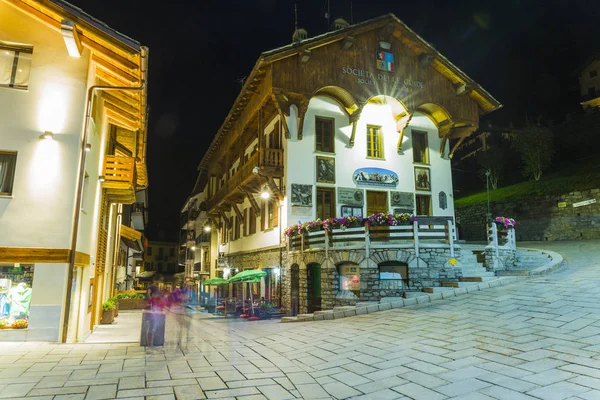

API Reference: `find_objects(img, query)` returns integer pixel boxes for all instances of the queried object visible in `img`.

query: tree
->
[476,144,504,190]
[510,119,554,181]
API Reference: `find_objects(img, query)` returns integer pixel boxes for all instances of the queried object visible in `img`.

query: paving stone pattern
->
[1,241,600,399]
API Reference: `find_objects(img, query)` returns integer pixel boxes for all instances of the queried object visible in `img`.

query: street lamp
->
[485,169,492,222]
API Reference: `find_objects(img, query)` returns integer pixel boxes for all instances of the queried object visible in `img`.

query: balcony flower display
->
[365,213,417,227]
[284,213,416,237]
[494,216,516,230]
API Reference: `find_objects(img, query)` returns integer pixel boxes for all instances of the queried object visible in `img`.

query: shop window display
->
[338,263,360,298]
[0,264,34,329]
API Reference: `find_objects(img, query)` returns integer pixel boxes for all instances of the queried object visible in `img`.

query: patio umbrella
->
[228,270,266,317]
[203,278,228,313]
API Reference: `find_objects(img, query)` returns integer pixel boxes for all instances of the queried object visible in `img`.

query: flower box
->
[101,309,114,324]
[118,298,136,310]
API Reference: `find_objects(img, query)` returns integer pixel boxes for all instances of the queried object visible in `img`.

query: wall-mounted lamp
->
[378,40,392,50]
[204,226,211,232]
[85,143,92,152]
[191,246,196,251]
[98,175,105,182]
[274,266,281,276]
[39,131,54,140]
[260,186,271,199]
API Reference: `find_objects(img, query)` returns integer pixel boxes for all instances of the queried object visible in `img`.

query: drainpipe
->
[61,46,149,343]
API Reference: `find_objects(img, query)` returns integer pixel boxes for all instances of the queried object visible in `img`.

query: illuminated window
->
[0,43,32,90]
[315,117,334,153]
[366,125,383,158]
[412,130,429,164]
[338,263,360,298]
[0,151,17,196]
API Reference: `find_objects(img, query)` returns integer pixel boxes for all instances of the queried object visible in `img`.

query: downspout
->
[61,46,149,343]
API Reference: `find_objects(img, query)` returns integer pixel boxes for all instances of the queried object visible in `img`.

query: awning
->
[121,237,143,252]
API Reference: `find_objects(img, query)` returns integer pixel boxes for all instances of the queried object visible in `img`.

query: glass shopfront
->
[338,263,360,297]
[0,264,34,329]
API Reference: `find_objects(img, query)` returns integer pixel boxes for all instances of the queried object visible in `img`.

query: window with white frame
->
[0,152,17,196]
[0,43,33,90]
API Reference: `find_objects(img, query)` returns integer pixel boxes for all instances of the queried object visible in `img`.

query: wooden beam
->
[296,98,310,141]
[267,177,283,201]
[396,112,413,153]
[92,55,140,85]
[103,92,140,116]
[348,105,363,147]
[455,83,473,96]
[80,36,139,73]
[107,114,138,131]
[229,202,243,221]
[243,189,260,214]
[449,136,467,159]
[448,125,478,139]
[0,247,89,266]
[271,92,292,139]
[104,102,139,125]
[218,210,231,230]
[440,136,448,158]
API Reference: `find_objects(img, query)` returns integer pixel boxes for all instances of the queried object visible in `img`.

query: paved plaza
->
[1,241,600,400]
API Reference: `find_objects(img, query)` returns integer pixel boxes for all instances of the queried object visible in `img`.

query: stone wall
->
[456,188,600,241]
[484,247,516,271]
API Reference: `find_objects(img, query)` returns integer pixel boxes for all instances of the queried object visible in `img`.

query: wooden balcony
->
[103,155,136,204]
[206,148,284,212]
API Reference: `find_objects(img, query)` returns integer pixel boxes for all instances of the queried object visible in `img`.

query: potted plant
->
[101,299,116,324]
[116,293,136,310]
[259,301,275,320]
[108,297,119,316]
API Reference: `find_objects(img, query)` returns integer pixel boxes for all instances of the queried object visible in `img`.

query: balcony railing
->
[288,218,456,257]
[261,148,283,167]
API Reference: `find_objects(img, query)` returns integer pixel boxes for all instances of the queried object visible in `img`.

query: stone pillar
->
[484,246,516,271]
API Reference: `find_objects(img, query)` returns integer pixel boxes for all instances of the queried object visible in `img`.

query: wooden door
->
[367,191,388,215]
[306,264,321,313]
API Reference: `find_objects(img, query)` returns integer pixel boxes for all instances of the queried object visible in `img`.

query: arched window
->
[379,261,408,287]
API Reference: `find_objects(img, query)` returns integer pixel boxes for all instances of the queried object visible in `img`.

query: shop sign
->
[353,167,399,188]
[341,67,425,90]
[573,199,596,208]
[338,187,364,206]
[557,201,567,208]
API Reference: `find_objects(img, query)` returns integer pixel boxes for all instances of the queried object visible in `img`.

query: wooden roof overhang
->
[199,14,503,174]
[3,0,149,187]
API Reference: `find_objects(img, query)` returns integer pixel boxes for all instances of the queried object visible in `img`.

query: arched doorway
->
[379,261,409,294]
[290,264,300,316]
[306,263,321,313]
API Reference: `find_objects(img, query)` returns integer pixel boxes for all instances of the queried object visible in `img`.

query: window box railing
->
[288,218,456,257]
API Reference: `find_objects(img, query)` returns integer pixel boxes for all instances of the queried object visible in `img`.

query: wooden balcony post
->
[325,229,329,259]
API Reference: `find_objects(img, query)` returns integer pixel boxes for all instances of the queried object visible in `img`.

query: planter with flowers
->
[494,216,516,231]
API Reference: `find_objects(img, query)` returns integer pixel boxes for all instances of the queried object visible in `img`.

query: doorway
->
[290,264,299,316]
[367,191,388,215]
[306,263,321,313]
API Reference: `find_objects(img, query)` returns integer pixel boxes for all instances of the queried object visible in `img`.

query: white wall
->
[0,4,89,248]
[285,96,454,223]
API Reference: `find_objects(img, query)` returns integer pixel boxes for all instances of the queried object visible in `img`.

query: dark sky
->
[70,0,599,241]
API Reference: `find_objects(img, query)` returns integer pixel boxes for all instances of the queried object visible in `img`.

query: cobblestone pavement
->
[1,240,600,400]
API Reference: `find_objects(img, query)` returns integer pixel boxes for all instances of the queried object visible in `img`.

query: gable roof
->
[199,13,501,170]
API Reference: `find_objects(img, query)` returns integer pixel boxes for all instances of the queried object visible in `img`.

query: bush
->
[102,299,117,311]
[116,293,131,299]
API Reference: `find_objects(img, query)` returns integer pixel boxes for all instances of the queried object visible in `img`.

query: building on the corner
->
[576,55,600,111]
[141,241,181,291]
[186,14,500,315]
[0,0,149,341]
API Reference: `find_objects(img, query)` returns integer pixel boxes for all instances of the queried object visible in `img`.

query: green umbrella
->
[227,269,266,283]
[203,277,228,313]
[228,270,266,317]
[203,277,228,285]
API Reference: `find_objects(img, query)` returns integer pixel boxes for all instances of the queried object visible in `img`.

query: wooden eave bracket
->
[299,48,311,63]
[447,125,478,158]
[271,91,292,139]
[242,189,260,214]
[396,112,413,153]
[341,35,355,50]
[348,104,364,147]
[218,210,231,230]
[454,82,473,96]
[228,202,243,221]
[267,177,284,202]
[295,97,310,140]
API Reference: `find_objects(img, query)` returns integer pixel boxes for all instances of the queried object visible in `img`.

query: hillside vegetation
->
[454,156,600,206]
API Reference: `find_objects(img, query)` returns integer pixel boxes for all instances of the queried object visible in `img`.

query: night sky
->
[70,0,599,241]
